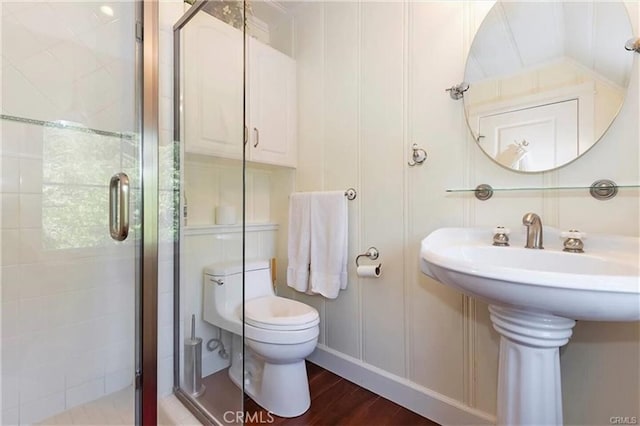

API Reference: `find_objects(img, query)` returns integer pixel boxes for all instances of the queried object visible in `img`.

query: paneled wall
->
[290,1,640,424]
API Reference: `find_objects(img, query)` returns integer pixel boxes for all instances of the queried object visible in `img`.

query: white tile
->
[1,2,38,17]
[158,291,174,327]
[104,368,134,394]
[1,62,58,121]
[20,392,64,424]
[158,324,173,359]
[1,156,20,193]
[66,377,105,409]
[19,363,65,404]
[21,329,67,369]
[0,120,23,157]
[105,341,133,375]
[19,158,43,193]
[0,14,50,66]
[81,18,134,68]
[19,228,41,264]
[19,194,42,228]
[64,350,106,388]
[71,68,120,115]
[16,50,76,111]
[49,40,103,79]
[1,229,20,266]
[13,4,75,45]
[0,372,20,410]
[1,301,19,339]
[18,295,48,335]
[1,265,21,301]
[158,356,174,398]
[1,194,20,228]
[1,406,19,426]
[50,3,102,39]
[158,260,174,294]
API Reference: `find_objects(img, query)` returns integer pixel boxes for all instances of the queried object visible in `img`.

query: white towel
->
[287,193,312,293]
[309,191,348,299]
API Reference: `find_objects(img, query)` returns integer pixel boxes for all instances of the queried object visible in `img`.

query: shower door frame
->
[171,1,247,423]
[139,0,160,424]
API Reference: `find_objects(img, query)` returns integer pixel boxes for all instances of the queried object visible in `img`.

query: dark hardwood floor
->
[197,361,439,425]
[243,361,440,426]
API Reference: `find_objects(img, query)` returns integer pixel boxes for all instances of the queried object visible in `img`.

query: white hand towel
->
[287,193,312,292]
[309,191,348,299]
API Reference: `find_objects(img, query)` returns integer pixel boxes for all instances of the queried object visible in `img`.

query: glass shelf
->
[446,181,640,201]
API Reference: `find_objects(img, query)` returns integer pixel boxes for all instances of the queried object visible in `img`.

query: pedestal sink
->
[420,227,640,425]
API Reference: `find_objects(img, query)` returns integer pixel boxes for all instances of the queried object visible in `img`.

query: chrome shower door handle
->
[109,172,130,241]
[253,127,259,148]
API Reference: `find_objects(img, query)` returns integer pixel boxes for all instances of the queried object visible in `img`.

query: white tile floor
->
[37,387,134,425]
[36,387,202,426]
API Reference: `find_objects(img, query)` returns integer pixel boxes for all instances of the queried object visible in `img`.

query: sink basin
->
[420,227,640,321]
[420,226,640,425]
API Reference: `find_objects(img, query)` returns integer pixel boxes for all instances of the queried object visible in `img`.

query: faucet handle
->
[561,230,586,253]
[560,230,587,239]
[492,226,511,247]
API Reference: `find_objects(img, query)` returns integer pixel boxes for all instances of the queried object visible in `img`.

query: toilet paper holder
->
[356,247,379,267]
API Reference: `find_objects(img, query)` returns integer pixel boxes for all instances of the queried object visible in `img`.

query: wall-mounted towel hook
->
[625,37,640,53]
[408,144,428,166]
[355,247,379,267]
[445,82,470,100]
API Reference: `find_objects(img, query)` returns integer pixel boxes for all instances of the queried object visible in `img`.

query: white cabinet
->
[183,13,244,159]
[247,39,297,167]
[183,16,297,168]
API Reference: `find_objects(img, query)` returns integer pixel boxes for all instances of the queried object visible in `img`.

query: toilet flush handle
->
[209,278,224,286]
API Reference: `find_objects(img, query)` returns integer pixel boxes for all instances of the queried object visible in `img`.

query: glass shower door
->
[1,2,147,424]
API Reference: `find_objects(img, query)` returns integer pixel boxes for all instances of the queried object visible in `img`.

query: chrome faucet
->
[522,213,544,249]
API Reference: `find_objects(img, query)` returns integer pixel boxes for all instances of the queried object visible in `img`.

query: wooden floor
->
[197,362,439,425]
[244,361,439,426]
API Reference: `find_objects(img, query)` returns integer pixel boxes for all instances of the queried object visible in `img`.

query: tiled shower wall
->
[1,2,138,424]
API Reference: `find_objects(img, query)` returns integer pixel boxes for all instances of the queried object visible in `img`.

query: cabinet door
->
[249,40,297,167]
[184,14,244,158]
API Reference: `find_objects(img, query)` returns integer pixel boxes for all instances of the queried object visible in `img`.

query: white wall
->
[1,2,139,424]
[291,1,640,424]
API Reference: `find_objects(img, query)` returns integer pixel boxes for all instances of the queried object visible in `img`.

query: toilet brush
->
[184,314,205,397]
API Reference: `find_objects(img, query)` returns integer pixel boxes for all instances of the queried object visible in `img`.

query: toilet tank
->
[202,260,275,329]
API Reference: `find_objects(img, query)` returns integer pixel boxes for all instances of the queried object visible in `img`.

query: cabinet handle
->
[109,172,130,241]
[253,127,259,148]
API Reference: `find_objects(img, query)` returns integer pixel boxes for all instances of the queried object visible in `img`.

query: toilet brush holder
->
[184,314,205,397]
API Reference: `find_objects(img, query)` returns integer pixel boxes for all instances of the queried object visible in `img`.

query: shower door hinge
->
[135,369,142,389]
[136,21,143,42]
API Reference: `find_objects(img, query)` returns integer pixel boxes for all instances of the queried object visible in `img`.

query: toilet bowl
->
[202,260,319,418]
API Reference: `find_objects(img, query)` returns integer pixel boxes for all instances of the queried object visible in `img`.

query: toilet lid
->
[244,296,319,331]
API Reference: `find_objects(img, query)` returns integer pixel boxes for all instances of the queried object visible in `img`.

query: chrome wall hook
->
[446,82,470,100]
[408,144,428,166]
[625,37,640,53]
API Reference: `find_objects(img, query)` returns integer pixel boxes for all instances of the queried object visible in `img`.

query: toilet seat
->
[244,296,319,331]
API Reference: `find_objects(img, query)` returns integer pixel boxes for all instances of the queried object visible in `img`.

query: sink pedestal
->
[489,305,576,425]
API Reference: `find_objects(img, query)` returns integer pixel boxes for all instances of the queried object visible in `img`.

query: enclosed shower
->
[1,1,160,424]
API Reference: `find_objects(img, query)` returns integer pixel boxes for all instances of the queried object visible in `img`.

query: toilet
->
[202,260,319,418]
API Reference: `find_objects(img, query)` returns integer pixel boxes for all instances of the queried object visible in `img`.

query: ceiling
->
[466,1,634,88]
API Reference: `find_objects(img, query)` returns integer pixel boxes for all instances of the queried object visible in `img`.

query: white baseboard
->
[307,344,495,426]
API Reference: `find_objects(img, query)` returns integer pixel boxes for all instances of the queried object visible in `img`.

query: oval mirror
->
[463,1,635,173]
